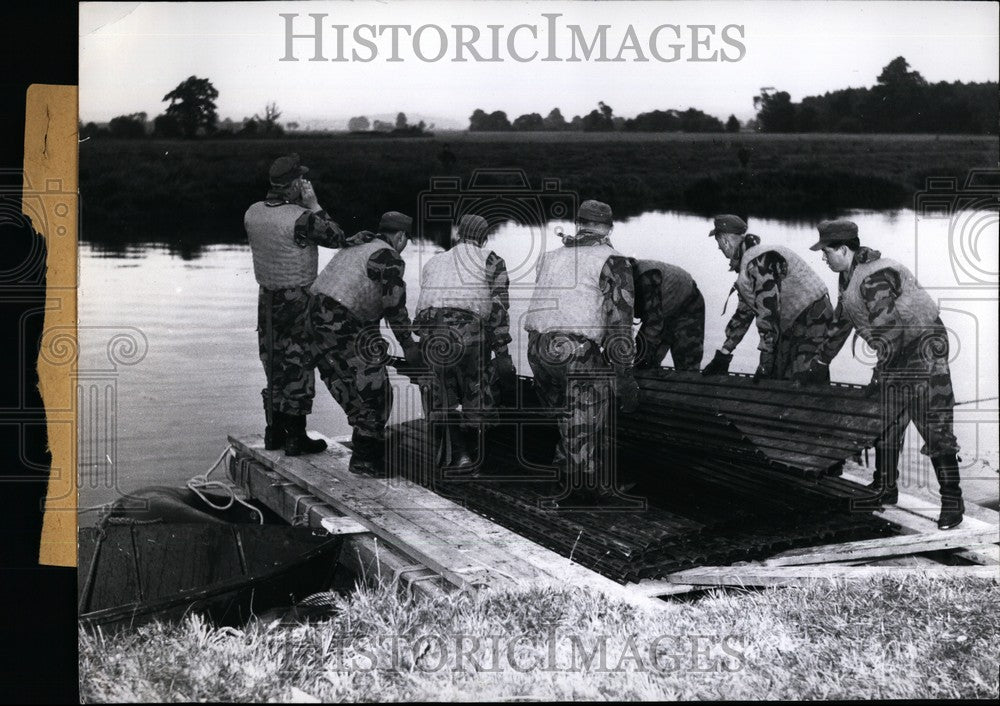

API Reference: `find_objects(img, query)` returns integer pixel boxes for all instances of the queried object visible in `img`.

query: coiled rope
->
[186,445,265,524]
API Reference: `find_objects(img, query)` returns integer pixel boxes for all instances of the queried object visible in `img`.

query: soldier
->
[800,219,964,529]
[524,199,640,506]
[702,214,834,382]
[414,214,516,471]
[309,211,422,474]
[244,153,362,456]
[631,259,705,371]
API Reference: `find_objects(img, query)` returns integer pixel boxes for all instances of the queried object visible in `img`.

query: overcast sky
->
[80,1,999,128]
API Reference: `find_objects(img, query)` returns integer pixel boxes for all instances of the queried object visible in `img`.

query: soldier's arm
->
[367,248,417,351]
[485,252,512,355]
[292,209,355,248]
[747,252,786,370]
[635,269,665,365]
[600,255,636,373]
[721,295,755,353]
[860,269,905,372]
[814,297,854,364]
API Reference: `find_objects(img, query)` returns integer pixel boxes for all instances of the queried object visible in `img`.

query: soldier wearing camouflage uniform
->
[702,214,834,382]
[309,211,421,474]
[801,219,963,530]
[525,200,640,507]
[245,153,361,456]
[414,214,517,472]
[632,259,705,371]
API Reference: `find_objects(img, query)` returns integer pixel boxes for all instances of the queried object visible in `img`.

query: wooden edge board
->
[665,564,1000,587]
[763,527,999,567]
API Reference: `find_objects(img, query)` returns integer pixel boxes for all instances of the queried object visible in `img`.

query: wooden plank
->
[666,564,1000,587]
[230,435,668,611]
[840,466,1000,566]
[320,516,370,536]
[232,458,449,599]
[763,528,999,567]
[632,580,701,598]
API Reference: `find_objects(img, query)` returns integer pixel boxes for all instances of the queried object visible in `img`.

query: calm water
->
[79,209,999,513]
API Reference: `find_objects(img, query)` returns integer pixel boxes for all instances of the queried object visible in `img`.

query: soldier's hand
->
[701,350,733,376]
[299,179,321,211]
[616,373,641,413]
[793,359,829,388]
[493,352,517,403]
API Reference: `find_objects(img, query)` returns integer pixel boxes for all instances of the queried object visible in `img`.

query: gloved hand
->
[793,358,829,387]
[493,352,517,399]
[616,372,640,413]
[701,350,733,376]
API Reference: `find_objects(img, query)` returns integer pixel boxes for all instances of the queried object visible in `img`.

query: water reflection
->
[78,208,998,513]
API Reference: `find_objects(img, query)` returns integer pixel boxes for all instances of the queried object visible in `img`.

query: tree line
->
[754,57,998,134]
[468,103,739,133]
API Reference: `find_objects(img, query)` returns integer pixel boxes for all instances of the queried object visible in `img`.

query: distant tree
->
[396,112,408,129]
[372,120,394,132]
[152,113,183,138]
[468,109,512,131]
[217,117,238,134]
[162,76,219,137]
[255,101,284,136]
[347,116,370,132]
[753,88,796,132]
[542,108,568,131]
[512,112,544,131]
[109,112,147,138]
[286,121,300,131]
[569,114,583,130]
[625,109,680,132]
[725,115,740,133]
[79,121,104,139]
[239,118,259,136]
[678,108,724,132]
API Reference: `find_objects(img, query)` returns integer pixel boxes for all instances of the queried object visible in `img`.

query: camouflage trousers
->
[771,294,835,381]
[257,286,315,416]
[310,294,391,441]
[876,324,960,460]
[527,331,613,481]
[416,308,496,429]
[637,285,705,371]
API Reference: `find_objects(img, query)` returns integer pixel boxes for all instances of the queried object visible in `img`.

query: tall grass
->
[79,134,998,248]
[80,574,999,702]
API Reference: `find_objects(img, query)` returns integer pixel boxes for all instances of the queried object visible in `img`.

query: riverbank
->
[79,133,997,247]
[80,574,998,702]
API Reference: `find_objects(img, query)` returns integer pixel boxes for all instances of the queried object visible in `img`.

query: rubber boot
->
[264,410,286,451]
[932,453,964,530]
[867,445,899,504]
[349,430,385,475]
[443,416,474,473]
[283,414,327,456]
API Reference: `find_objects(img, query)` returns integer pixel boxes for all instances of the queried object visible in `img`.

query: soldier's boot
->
[867,445,899,505]
[264,410,286,451]
[348,430,385,475]
[443,415,474,473]
[932,453,964,530]
[283,414,328,456]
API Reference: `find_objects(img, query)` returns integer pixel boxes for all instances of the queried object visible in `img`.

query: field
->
[80,575,999,702]
[79,133,998,247]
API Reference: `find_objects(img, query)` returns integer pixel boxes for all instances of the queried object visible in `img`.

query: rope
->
[185,445,265,524]
[954,396,999,406]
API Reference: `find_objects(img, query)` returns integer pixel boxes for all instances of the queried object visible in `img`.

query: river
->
[78,209,999,515]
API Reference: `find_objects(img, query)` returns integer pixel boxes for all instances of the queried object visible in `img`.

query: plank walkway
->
[229,434,667,611]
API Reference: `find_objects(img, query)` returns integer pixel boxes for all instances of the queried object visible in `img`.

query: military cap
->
[458,214,490,240]
[709,214,748,237]
[269,153,309,186]
[576,199,613,225]
[379,211,413,234]
[810,219,859,250]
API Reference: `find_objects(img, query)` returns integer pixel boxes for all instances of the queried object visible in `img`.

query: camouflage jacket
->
[263,190,356,249]
[366,237,416,351]
[722,241,786,368]
[817,246,910,371]
[413,237,512,355]
[569,233,635,371]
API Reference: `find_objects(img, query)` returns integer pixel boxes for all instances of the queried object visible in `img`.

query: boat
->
[78,523,344,632]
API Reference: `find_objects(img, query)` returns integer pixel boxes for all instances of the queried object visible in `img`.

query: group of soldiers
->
[246,153,964,531]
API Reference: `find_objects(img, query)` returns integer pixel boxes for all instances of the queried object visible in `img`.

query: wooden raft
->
[228,434,667,611]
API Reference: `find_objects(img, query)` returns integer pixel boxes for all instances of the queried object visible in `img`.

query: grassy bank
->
[79,133,997,247]
[80,575,999,702]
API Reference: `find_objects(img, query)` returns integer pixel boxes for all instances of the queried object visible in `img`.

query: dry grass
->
[80,574,999,702]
